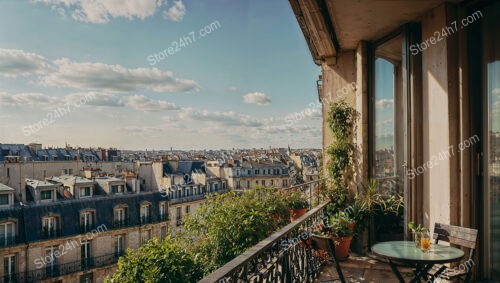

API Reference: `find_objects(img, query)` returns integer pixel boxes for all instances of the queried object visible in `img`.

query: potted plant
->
[259,187,290,226]
[328,212,354,260]
[408,221,428,248]
[285,190,309,221]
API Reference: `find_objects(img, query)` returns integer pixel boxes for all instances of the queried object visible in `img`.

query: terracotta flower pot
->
[348,222,355,233]
[290,208,307,221]
[331,236,353,260]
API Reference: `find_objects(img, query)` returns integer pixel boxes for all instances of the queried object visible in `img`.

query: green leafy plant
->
[284,189,309,209]
[183,190,281,274]
[408,221,428,234]
[327,99,356,139]
[328,212,354,238]
[107,237,202,283]
[324,99,357,203]
[255,187,290,225]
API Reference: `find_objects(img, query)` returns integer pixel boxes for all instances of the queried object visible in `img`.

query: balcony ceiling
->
[290,0,463,63]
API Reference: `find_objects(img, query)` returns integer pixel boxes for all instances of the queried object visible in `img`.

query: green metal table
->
[371,241,464,283]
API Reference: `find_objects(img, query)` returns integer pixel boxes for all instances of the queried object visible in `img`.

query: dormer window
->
[80,211,95,232]
[140,203,151,224]
[159,202,167,221]
[79,187,92,198]
[42,216,59,238]
[0,193,12,207]
[114,206,128,228]
[0,221,16,246]
[111,185,124,194]
[40,190,54,202]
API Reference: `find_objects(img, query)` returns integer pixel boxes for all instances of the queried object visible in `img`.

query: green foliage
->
[184,190,282,274]
[283,189,309,209]
[106,237,202,283]
[326,139,354,180]
[109,188,292,279]
[328,212,354,237]
[325,99,357,200]
[255,187,290,222]
[408,221,428,234]
[327,99,356,139]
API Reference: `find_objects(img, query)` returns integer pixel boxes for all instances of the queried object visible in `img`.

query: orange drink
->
[421,238,431,252]
[420,230,431,252]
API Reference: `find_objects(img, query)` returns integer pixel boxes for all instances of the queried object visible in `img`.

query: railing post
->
[309,183,312,208]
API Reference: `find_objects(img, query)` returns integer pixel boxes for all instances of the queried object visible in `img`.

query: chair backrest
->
[433,222,478,260]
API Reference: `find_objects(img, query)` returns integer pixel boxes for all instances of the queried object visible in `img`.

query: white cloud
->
[0,91,181,113]
[376,119,393,126]
[125,95,179,112]
[40,58,199,93]
[162,0,186,22]
[33,0,168,24]
[0,92,59,105]
[375,98,394,109]
[228,86,237,92]
[243,92,271,106]
[0,48,51,77]
[65,92,124,107]
[178,108,265,127]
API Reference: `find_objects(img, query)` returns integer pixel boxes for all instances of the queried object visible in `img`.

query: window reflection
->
[373,34,404,193]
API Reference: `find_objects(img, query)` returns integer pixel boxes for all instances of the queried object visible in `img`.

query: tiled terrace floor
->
[316,253,415,283]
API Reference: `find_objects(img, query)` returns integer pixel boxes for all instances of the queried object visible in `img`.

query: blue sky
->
[0,0,321,150]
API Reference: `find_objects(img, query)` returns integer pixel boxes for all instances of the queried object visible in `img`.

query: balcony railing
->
[80,224,96,233]
[40,228,61,239]
[0,235,18,247]
[159,214,169,222]
[200,200,329,283]
[0,252,119,283]
[113,218,130,229]
[141,215,152,224]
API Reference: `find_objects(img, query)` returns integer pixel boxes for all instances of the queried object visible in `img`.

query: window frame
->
[368,23,423,237]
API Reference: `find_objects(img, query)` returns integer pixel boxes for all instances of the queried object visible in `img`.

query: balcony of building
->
[0,252,119,283]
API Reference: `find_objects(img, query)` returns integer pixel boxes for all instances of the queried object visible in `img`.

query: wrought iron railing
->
[80,224,96,233]
[159,214,169,222]
[199,200,330,283]
[0,252,120,283]
[141,215,152,224]
[113,218,130,229]
[40,228,61,239]
[0,235,18,247]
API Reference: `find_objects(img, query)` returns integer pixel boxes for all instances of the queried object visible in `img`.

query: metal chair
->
[310,234,346,283]
[428,223,478,282]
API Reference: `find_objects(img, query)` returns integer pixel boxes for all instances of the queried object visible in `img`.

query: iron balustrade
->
[80,224,96,233]
[0,253,120,283]
[159,214,169,222]
[40,228,61,239]
[0,235,18,247]
[113,218,130,229]
[141,215,152,224]
[199,200,330,283]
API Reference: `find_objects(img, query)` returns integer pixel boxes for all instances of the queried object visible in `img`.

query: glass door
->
[482,1,500,278]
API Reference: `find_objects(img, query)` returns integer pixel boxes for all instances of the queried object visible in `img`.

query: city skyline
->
[0,0,322,150]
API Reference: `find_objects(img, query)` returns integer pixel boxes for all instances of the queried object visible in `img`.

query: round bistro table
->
[371,241,464,283]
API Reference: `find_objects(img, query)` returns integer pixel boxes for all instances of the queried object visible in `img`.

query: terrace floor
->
[316,253,415,283]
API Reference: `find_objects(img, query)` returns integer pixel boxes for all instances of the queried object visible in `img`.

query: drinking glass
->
[420,230,431,253]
